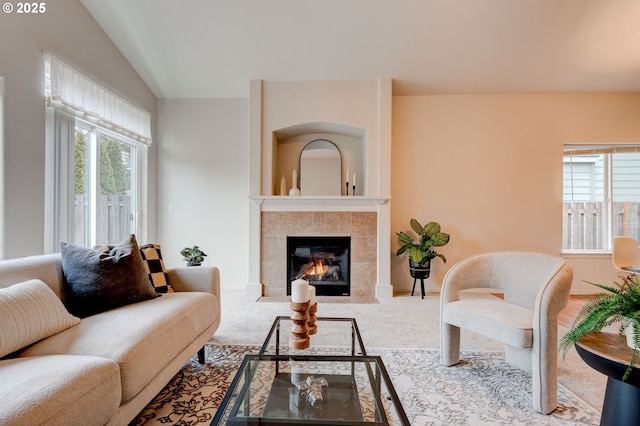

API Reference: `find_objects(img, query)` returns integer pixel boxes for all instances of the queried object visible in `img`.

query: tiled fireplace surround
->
[261,211,377,298]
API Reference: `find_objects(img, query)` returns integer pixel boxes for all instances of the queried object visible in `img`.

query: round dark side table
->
[576,332,640,426]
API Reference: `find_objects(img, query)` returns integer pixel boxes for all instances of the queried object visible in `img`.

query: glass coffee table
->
[211,316,409,425]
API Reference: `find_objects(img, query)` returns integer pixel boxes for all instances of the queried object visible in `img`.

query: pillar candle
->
[346,169,349,183]
[291,279,309,303]
[309,284,316,305]
[353,173,356,186]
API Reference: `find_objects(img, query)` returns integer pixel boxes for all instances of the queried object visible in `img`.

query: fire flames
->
[305,260,327,276]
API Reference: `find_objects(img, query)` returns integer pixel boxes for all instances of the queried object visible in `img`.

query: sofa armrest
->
[167,266,220,295]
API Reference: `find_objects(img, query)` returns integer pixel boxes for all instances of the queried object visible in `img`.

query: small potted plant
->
[180,245,207,266]
[396,219,450,279]
[559,274,640,380]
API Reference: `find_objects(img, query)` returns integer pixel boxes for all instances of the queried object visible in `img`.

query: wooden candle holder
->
[307,303,317,335]
[289,300,310,349]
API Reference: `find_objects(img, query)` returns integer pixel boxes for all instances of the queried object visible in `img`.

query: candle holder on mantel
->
[289,300,310,349]
[307,302,318,335]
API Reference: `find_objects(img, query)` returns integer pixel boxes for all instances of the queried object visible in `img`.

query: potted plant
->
[396,219,450,279]
[180,245,207,266]
[559,274,640,380]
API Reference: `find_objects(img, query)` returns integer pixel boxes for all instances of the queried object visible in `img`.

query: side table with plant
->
[559,274,640,380]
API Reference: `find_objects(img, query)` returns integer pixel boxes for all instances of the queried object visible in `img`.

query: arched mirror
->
[300,139,342,196]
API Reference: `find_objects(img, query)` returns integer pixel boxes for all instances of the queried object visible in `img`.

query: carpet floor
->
[129,288,605,425]
[131,344,600,426]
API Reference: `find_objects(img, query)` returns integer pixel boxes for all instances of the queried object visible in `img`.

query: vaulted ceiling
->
[81,0,640,99]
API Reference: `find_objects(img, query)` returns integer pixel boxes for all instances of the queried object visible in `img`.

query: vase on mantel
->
[289,169,300,196]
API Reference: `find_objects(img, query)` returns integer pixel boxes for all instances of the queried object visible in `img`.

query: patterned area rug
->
[131,345,600,426]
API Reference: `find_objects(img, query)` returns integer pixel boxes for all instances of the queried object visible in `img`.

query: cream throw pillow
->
[0,279,81,357]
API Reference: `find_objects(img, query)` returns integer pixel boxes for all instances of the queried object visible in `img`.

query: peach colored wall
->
[391,94,640,294]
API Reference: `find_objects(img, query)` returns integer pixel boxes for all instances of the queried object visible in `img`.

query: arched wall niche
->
[273,122,367,196]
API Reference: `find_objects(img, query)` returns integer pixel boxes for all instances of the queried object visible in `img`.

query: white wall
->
[0,0,156,258]
[391,94,640,293]
[156,99,249,287]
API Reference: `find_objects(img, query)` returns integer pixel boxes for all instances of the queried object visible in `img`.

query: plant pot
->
[186,262,201,267]
[409,258,431,279]
[623,317,639,349]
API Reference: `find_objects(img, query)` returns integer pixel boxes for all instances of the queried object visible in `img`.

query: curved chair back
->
[612,236,640,273]
[441,251,569,308]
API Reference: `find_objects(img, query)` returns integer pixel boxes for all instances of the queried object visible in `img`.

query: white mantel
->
[247,78,393,299]
[250,196,390,211]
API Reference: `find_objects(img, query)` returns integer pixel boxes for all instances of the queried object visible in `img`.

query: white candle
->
[353,173,356,186]
[292,169,297,188]
[309,284,316,305]
[346,169,349,184]
[291,279,309,303]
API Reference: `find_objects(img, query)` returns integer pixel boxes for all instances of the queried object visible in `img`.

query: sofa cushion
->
[19,292,218,403]
[0,355,120,426]
[61,234,158,318]
[139,244,173,293]
[0,279,80,358]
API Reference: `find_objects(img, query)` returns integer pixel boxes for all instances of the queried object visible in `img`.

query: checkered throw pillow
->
[139,244,173,293]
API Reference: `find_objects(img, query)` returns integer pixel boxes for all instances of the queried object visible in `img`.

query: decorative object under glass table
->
[211,316,409,425]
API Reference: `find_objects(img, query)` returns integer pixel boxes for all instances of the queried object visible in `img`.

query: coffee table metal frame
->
[260,316,367,356]
[211,316,409,425]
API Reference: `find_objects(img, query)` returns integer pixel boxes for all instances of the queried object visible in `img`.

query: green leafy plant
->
[396,219,450,264]
[180,245,207,266]
[559,274,640,380]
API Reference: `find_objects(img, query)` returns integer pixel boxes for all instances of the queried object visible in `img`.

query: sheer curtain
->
[45,54,152,145]
[52,110,75,250]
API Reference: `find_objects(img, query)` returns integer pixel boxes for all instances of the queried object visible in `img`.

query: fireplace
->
[287,236,350,296]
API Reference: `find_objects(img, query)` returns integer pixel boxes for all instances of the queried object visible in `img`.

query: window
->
[563,144,640,252]
[44,54,151,250]
[72,120,139,247]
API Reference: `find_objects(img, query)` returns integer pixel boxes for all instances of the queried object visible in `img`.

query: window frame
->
[563,144,640,253]
[45,111,148,251]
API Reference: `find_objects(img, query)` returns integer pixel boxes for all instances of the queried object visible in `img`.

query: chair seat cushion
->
[443,299,534,348]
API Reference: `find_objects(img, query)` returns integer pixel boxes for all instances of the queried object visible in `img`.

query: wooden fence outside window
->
[563,202,640,250]
[74,194,131,246]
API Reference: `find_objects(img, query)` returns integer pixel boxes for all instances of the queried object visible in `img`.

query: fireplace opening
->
[287,236,350,296]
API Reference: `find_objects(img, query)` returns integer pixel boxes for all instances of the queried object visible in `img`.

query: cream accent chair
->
[612,236,640,274]
[439,251,573,414]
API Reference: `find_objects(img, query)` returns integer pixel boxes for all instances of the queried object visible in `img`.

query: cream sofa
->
[0,253,221,426]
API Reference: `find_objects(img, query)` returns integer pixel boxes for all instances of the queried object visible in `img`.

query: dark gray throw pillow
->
[61,234,159,318]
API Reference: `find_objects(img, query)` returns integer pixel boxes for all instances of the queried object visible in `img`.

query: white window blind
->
[45,54,152,145]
